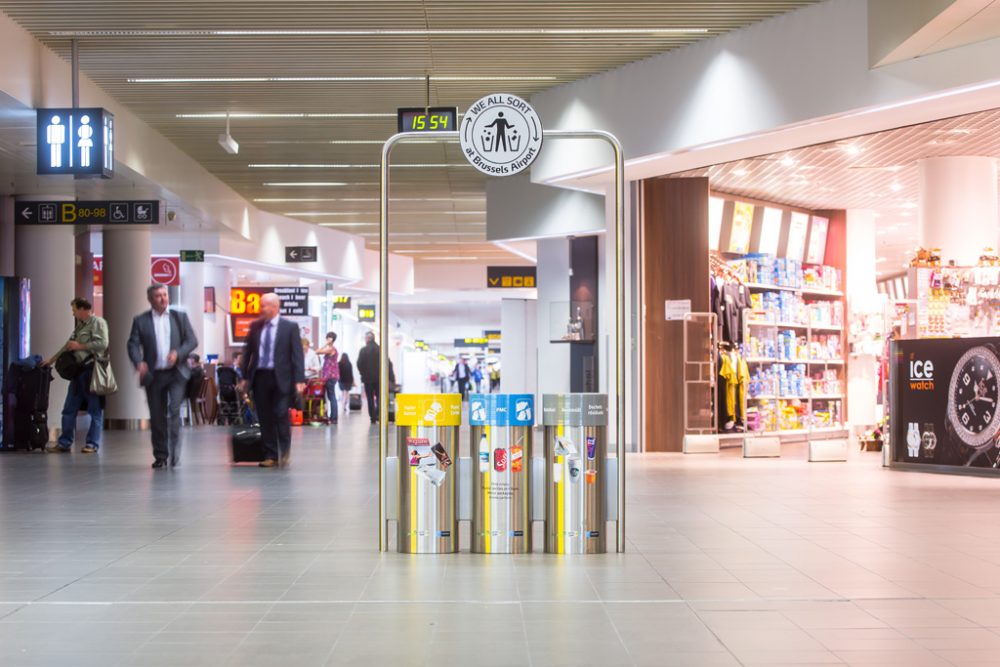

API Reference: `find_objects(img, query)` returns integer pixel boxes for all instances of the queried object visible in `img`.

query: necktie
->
[262,322,273,368]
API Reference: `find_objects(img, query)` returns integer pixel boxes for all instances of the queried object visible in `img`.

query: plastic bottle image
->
[479,433,490,472]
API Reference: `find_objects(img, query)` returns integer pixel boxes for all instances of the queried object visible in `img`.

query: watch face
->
[948,346,1000,447]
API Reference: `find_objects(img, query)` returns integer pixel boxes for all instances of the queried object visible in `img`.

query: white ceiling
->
[672,106,1000,279]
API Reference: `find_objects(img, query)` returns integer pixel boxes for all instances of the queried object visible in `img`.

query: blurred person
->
[453,357,471,399]
[337,352,355,415]
[316,332,339,424]
[43,297,108,454]
[302,338,321,379]
[239,293,305,467]
[356,331,381,423]
[127,285,198,468]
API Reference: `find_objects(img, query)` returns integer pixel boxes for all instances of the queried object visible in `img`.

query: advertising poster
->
[806,215,829,264]
[728,202,754,254]
[786,212,809,261]
[892,337,1000,472]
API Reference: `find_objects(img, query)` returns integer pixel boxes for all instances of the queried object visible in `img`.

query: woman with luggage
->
[43,297,108,454]
[337,352,355,415]
[315,332,339,424]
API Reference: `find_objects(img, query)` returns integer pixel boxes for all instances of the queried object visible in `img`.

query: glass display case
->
[549,300,596,343]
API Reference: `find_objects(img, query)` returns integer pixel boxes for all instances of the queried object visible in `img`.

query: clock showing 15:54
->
[397,107,458,133]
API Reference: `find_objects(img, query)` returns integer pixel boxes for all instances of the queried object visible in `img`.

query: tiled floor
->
[2,417,1000,666]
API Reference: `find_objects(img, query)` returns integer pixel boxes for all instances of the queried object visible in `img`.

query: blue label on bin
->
[469,394,534,426]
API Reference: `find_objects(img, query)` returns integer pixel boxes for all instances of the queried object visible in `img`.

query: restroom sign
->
[36,108,115,178]
[460,93,542,177]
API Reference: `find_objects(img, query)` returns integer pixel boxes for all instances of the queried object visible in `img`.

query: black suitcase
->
[231,424,264,463]
[2,364,51,451]
[349,393,362,411]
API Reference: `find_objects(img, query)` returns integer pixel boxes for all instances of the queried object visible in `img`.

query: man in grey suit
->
[127,284,198,469]
[239,293,305,467]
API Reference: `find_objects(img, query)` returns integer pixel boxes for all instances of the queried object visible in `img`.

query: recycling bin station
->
[394,394,462,553]
[469,394,534,554]
[542,393,608,554]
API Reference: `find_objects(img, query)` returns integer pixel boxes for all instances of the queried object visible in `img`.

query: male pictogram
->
[47,116,66,168]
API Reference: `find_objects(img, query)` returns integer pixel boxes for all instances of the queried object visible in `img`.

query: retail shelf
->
[748,358,845,365]
[802,288,844,298]
[809,394,844,400]
[810,426,849,434]
[746,282,799,292]
[807,359,845,365]
[747,320,809,329]
[746,357,779,364]
[749,394,777,400]
[809,324,844,332]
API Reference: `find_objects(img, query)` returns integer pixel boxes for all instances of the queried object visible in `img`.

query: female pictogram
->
[77,115,95,168]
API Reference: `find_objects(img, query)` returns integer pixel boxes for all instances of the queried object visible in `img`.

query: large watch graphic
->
[946,344,1000,466]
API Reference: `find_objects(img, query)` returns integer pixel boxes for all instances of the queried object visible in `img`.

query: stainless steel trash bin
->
[469,394,534,554]
[543,393,608,554]
[396,394,462,553]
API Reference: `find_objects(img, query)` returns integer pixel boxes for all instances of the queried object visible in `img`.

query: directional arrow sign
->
[285,245,317,263]
[19,206,32,220]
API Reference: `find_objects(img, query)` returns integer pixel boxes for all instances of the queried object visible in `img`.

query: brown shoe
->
[280,454,290,467]
[259,459,277,468]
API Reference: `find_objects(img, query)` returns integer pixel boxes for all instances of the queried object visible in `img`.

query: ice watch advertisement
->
[892,337,1000,471]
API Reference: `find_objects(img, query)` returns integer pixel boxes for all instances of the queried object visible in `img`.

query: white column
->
[501,298,538,395]
[103,228,151,425]
[845,209,879,430]
[14,224,75,404]
[202,264,231,361]
[919,156,998,265]
[179,261,204,360]
[535,238,571,396]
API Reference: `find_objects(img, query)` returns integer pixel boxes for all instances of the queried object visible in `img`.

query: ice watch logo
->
[909,358,935,391]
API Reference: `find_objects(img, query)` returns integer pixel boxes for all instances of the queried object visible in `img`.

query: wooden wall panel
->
[641,177,710,452]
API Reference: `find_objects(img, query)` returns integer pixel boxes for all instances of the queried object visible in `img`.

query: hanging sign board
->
[150,257,180,287]
[460,93,542,177]
[357,304,376,322]
[36,108,114,178]
[331,296,352,309]
[228,286,310,343]
[487,266,536,288]
[179,250,205,262]
[15,200,159,225]
[285,246,317,263]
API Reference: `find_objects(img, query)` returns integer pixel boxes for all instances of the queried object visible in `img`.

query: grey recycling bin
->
[395,394,462,554]
[469,394,535,554]
[543,393,608,554]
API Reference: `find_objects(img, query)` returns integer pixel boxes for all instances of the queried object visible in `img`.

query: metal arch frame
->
[379,129,627,553]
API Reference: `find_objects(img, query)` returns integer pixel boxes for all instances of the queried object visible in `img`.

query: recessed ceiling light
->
[877,257,887,263]
[251,163,470,169]
[890,182,903,192]
[840,143,862,156]
[262,181,352,187]
[132,75,558,84]
[732,168,748,176]
[317,222,376,227]
[54,28,709,37]
[176,112,396,119]
[780,157,796,167]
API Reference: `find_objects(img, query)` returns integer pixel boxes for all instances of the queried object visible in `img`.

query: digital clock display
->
[397,107,458,133]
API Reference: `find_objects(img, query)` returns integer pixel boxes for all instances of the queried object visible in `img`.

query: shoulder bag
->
[89,354,118,396]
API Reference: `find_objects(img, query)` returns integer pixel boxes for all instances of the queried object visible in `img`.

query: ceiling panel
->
[0,0,820,260]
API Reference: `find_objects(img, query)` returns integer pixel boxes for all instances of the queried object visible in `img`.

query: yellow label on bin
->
[395,394,462,427]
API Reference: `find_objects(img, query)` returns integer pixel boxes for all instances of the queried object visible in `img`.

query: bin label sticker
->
[494,448,508,472]
[512,530,524,537]
[431,443,452,468]
[407,438,431,467]
[396,393,462,426]
[470,399,487,423]
[469,394,534,426]
[585,469,596,485]
[416,466,446,486]
[568,457,582,482]
[554,437,576,456]
[511,445,523,473]
[586,435,596,460]
[587,531,601,538]
[478,432,490,473]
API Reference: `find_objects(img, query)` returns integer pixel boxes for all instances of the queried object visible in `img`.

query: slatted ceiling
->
[674,106,1000,277]
[0,0,819,260]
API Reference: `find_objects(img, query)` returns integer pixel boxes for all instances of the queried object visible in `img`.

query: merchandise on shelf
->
[810,369,842,395]
[808,335,842,361]
[733,254,842,292]
[806,300,844,327]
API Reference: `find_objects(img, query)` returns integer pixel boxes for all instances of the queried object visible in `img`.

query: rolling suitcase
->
[231,424,264,463]
[2,363,51,451]
[349,392,362,411]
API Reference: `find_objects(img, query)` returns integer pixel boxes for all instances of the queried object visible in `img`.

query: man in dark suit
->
[239,292,305,467]
[127,284,198,469]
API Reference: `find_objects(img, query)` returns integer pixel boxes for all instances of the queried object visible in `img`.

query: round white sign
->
[460,93,543,177]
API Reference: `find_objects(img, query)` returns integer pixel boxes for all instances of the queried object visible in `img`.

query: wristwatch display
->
[945,344,1000,465]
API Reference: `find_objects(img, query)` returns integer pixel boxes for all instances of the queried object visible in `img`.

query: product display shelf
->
[746,357,845,365]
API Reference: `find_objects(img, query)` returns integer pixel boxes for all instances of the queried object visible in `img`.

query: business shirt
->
[151,309,172,369]
[258,316,280,369]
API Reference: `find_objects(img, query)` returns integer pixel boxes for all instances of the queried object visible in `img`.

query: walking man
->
[239,293,305,467]
[127,284,198,468]
[356,331,381,424]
